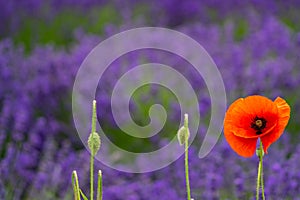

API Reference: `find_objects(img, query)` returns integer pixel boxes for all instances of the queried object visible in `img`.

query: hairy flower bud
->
[88,100,101,155]
[177,114,190,146]
[88,132,101,155]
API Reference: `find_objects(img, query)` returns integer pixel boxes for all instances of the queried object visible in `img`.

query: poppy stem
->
[72,100,102,200]
[177,114,192,200]
[184,114,191,200]
[259,141,265,200]
[90,101,97,200]
[97,170,103,200]
[256,160,261,200]
[185,136,191,200]
[72,171,80,200]
[90,149,94,200]
[256,140,265,200]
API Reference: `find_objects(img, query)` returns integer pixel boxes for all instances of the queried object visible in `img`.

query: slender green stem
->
[92,100,97,134]
[260,141,265,200]
[256,140,265,200]
[90,152,94,200]
[184,114,191,200]
[97,170,103,200]
[256,153,262,200]
[90,100,97,200]
[185,138,191,200]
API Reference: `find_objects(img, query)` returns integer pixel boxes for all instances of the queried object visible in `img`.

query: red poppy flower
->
[224,95,290,157]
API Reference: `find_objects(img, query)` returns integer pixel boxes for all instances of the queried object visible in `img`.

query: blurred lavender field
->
[1,1,300,199]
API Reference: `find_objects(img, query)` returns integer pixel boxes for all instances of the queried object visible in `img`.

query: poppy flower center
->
[251,116,267,135]
[255,120,263,127]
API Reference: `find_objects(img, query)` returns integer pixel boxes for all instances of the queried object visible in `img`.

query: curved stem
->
[72,171,80,200]
[185,138,191,200]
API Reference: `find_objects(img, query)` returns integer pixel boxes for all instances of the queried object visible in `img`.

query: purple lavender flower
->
[1,1,300,199]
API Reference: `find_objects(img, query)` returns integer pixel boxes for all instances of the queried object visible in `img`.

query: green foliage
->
[233,19,248,41]
[13,5,120,52]
[280,11,300,32]
[100,84,180,153]
[80,190,88,200]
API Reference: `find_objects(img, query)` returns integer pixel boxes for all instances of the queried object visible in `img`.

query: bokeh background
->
[1,1,300,199]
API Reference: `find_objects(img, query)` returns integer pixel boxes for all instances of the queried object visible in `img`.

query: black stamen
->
[251,116,267,135]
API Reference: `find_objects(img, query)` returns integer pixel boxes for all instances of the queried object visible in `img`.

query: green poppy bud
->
[177,114,190,146]
[88,100,101,155]
[88,132,101,155]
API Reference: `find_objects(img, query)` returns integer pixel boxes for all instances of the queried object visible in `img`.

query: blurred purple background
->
[1,0,300,199]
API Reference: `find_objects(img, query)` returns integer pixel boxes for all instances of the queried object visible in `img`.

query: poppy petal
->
[224,130,257,157]
[224,96,278,138]
[224,98,257,138]
[261,97,290,153]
